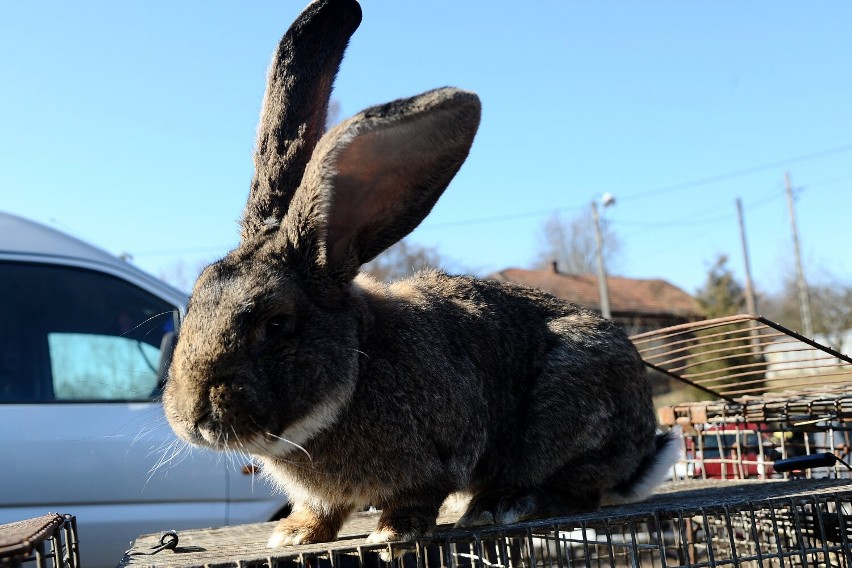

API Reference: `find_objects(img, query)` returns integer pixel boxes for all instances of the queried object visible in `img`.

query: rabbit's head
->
[162,0,481,458]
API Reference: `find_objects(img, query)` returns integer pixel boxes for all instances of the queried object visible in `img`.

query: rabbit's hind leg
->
[455,488,533,527]
[367,485,452,544]
[455,486,601,528]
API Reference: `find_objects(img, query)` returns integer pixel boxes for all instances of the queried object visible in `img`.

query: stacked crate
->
[634,314,852,482]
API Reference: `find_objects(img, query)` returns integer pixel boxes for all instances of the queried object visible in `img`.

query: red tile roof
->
[491,268,704,318]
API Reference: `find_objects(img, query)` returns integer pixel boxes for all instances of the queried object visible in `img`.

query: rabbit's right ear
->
[241,0,362,240]
[280,87,481,291]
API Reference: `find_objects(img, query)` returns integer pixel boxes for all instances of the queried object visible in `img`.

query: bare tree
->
[157,240,446,289]
[810,284,852,351]
[763,271,852,351]
[326,98,342,129]
[361,239,444,283]
[533,209,622,274]
[158,259,213,293]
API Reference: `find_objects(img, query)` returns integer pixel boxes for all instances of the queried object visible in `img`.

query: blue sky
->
[2,1,850,297]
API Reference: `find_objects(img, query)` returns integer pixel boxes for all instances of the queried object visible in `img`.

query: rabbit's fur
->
[163,0,678,548]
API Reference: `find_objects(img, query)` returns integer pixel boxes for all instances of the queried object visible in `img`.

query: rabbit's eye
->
[264,314,296,339]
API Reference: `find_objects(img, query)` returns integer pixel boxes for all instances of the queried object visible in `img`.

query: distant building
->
[490,265,704,335]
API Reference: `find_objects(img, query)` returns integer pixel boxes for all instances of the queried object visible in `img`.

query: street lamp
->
[592,193,615,319]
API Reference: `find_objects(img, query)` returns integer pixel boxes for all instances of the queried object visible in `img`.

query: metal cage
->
[0,514,79,568]
[630,314,852,401]
[121,479,852,568]
[632,314,852,482]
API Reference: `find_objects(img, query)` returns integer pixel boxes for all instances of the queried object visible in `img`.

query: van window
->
[0,261,178,402]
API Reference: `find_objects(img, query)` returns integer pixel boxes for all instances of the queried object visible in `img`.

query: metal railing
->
[0,514,78,568]
[630,314,852,401]
[120,480,852,568]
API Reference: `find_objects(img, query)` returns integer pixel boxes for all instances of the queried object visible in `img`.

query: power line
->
[802,173,852,190]
[419,204,586,230]
[615,211,730,229]
[744,188,785,210]
[638,224,725,258]
[618,187,783,236]
[619,142,852,202]
[133,244,233,258]
[421,144,852,232]
[132,144,852,257]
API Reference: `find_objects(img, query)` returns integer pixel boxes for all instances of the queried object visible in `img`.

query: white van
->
[0,212,285,567]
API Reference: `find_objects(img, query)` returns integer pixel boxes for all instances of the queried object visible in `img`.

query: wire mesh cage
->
[0,514,79,568]
[121,479,852,568]
[630,314,852,401]
[631,314,852,481]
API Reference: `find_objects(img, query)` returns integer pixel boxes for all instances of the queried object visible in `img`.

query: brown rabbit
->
[162,0,679,548]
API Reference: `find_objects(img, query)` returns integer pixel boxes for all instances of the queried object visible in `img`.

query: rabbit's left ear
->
[281,87,480,286]
[242,0,362,240]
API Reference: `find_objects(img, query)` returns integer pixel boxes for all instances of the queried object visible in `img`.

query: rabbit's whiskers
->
[243,435,313,471]
[147,437,192,486]
[259,428,313,462]
[246,415,313,461]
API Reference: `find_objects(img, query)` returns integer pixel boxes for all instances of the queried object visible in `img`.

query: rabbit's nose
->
[194,408,215,435]
[194,408,213,431]
[195,408,229,448]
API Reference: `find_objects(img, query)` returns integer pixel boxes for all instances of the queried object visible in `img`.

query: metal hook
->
[129,531,179,555]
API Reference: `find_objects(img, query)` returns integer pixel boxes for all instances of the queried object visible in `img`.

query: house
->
[489,265,704,336]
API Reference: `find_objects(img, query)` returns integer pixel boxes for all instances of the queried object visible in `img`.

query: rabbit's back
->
[354,270,657,496]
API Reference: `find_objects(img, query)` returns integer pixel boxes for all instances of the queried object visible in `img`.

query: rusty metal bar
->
[631,314,852,401]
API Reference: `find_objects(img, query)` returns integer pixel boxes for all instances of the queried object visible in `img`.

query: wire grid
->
[120,481,852,568]
[535,497,852,568]
[271,496,852,568]
[629,314,852,401]
[660,389,852,481]
[634,314,852,481]
[0,514,79,568]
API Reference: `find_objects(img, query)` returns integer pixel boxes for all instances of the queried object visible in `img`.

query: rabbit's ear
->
[282,87,481,286]
[241,0,362,239]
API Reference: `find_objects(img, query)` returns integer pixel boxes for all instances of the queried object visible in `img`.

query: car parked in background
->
[0,212,286,567]
[685,422,781,479]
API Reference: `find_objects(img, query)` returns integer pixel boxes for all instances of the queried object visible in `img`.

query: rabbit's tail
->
[601,427,683,506]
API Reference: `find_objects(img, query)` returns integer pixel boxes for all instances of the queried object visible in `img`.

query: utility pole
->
[785,172,814,337]
[736,198,761,354]
[736,198,758,316]
[592,196,613,319]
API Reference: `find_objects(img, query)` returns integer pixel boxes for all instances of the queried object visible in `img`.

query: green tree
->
[690,254,760,397]
[695,255,746,317]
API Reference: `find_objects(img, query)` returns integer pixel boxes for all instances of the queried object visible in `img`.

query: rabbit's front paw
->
[365,527,399,545]
[365,527,415,562]
[364,502,439,560]
[267,524,313,548]
[268,508,345,547]
[370,501,440,544]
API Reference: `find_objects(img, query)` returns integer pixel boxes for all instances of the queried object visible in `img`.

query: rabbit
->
[162,0,680,549]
